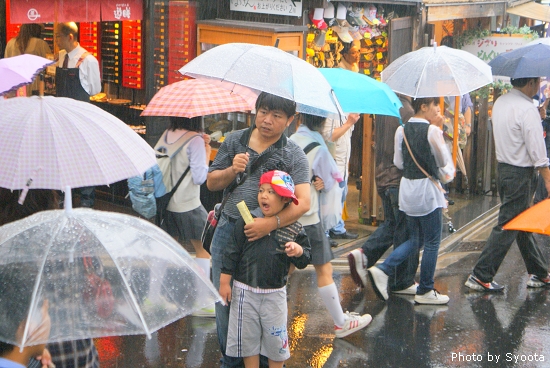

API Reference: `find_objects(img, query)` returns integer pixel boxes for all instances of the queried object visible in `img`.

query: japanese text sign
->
[462,35,530,63]
[230,0,302,17]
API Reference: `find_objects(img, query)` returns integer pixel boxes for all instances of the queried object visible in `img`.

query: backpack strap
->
[166,133,202,190]
[303,141,321,155]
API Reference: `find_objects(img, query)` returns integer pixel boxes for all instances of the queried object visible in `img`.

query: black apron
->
[55,53,91,102]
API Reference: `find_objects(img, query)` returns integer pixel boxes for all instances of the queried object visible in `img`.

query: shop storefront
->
[1,0,199,204]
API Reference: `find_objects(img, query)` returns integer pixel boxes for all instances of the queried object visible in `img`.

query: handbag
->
[201,149,278,254]
[402,130,447,193]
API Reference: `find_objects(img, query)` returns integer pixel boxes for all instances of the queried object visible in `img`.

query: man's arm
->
[207,152,249,191]
[243,182,310,241]
[327,113,361,142]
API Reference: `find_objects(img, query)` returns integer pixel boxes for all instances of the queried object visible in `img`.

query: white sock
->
[319,283,345,327]
[195,257,212,308]
[194,257,211,279]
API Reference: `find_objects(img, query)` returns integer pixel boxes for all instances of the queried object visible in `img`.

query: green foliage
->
[499,25,538,39]
[455,29,491,49]
[470,81,513,99]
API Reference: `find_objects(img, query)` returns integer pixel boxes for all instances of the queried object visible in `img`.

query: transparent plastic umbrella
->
[381,45,492,98]
[0,206,222,349]
[179,43,340,117]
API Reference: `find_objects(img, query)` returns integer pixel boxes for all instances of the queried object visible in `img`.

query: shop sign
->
[461,35,529,63]
[9,0,142,23]
[101,0,143,21]
[9,0,56,23]
[230,0,302,17]
[57,0,101,22]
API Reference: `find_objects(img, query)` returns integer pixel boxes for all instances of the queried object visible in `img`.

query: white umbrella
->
[179,43,340,117]
[381,45,492,98]
[0,96,156,191]
[0,208,222,348]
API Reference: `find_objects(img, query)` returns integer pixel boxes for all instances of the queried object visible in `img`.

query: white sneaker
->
[392,282,418,295]
[368,266,389,300]
[348,249,368,288]
[192,306,216,317]
[414,290,449,305]
[334,312,372,338]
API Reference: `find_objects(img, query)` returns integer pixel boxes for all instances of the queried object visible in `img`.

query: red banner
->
[101,0,143,21]
[9,0,142,23]
[57,0,101,22]
[9,0,56,23]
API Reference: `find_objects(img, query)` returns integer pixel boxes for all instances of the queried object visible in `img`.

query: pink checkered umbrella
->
[0,96,156,192]
[141,78,259,118]
[0,54,55,95]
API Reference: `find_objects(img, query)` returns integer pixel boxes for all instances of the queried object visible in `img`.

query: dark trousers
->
[473,163,548,282]
[360,187,419,291]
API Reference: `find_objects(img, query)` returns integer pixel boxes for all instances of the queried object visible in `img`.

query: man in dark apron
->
[55,22,101,208]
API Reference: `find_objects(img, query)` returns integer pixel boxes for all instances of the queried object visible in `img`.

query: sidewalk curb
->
[331,204,500,267]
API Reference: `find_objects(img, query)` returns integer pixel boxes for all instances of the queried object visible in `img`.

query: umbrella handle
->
[64,186,73,214]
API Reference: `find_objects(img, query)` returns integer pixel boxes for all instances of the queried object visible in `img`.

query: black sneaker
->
[464,274,504,292]
[329,230,359,239]
[329,239,339,248]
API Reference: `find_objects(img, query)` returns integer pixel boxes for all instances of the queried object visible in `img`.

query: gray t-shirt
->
[209,126,309,219]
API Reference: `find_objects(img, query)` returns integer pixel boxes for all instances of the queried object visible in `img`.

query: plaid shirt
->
[47,339,99,368]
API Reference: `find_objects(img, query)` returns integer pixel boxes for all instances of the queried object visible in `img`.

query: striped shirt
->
[209,126,309,220]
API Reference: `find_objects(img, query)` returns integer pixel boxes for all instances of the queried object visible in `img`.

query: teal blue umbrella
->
[319,68,402,117]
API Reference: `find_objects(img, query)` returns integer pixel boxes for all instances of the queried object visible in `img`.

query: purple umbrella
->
[0,54,55,95]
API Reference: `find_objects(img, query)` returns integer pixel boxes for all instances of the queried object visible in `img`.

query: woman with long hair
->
[154,116,214,316]
[4,24,52,96]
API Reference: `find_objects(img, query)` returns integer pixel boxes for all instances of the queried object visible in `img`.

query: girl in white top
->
[158,116,214,316]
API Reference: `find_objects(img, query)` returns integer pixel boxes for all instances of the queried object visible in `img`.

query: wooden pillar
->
[360,114,374,222]
[412,3,428,50]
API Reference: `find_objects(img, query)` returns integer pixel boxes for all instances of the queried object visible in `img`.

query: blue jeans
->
[329,179,348,235]
[361,187,418,291]
[378,208,442,295]
[210,214,243,368]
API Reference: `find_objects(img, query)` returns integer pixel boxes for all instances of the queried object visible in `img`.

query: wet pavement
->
[91,193,550,367]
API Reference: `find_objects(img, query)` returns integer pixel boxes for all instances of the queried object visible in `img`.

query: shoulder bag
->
[402,130,447,193]
[201,149,278,254]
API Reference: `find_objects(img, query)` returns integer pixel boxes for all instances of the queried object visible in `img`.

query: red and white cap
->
[309,8,327,30]
[260,170,299,205]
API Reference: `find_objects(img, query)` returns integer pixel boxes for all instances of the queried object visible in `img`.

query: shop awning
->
[426,1,506,21]
[507,2,550,23]
[9,0,143,23]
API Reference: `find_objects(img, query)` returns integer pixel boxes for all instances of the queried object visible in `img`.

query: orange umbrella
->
[141,78,259,118]
[503,199,550,235]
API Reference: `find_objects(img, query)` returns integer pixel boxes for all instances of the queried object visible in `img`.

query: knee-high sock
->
[318,283,345,327]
